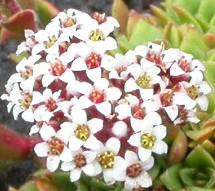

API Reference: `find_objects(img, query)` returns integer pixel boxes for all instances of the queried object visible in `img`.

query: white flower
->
[34,126,73,172]
[174,106,200,124]
[16,30,37,55]
[60,108,103,151]
[68,42,104,82]
[97,137,126,185]
[32,89,61,122]
[128,125,167,161]
[1,84,34,122]
[115,95,162,132]
[6,55,41,91]
[124,62,166,101]
[181,81,211,111]
[32,21,65,55]
[102,51,137,80]
[71,78,122,116]
[74,18,118,53]
[124,151,154,190]
[61,149,102,182]
[29,121,47,136]
[33,52,75,87]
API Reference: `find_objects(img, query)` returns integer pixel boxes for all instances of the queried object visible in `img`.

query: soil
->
[0,0,161,190]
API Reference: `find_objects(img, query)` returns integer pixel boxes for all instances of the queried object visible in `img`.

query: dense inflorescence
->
[1,9,211,191]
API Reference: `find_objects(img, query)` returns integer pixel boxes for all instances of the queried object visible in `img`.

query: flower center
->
[89,90,105,104]
[86,53,102,69]
[92,12,107,24]
[74,154,87,168]
[44,36,57,48]
[140,133,156,149]
[52,62,66,76]
[98,151,115,169]
[179,59,191,72]
[74,125,91,141]
[132,106,145,119]
[20,94,32,110]
[160,91,173,107]
[45,98,58,112]
[126,163,143,178]
[136,74,152,89]
[89,29,105,41]
[186,85,199,100]
[147,52,163,67]
[63,17,76,27]
[20,67,33,79]
[48,138,64,155]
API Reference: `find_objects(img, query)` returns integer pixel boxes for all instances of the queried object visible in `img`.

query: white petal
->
[7,73,22,85]
[143,156,154,171]
[152,140,168,155]
[106,137,121,154]
[94,78,109,90]
[128,133,141,147]
[199,81,212,94]
[170,63,185,76]
[69,136,84,151]
[86,68,101,82]
[47,155,60,172]
[197,96,208,111]
[34,142,49,157]
[139,89,154,101]
[115,104,131,120]
[138,147,152,162]
[144,112,161,126]
[61,161,75,171]
[124,78,138,92]
[83,151,97,163]
[173,93,196,109]
[189,71,203,84]
[22,109,34,122]
[12,105,23,120]
[164,106,178,121]
[71,57,87,71]
[60,147,73,162]
[106,87,122,101]
[76,82,93,96]
[152,125,167,140]
[76,96,93,109]
[70,168,82,182]
[32,44,44,55]
[60,51,74,64]
[84,135,102,150]
[42,74,56,87]
[125,150,139,165]
[103,170,115,185]
[32,91,44,105]
[29,125,40,136]
[96,101,111,116]
[40,125,56,141]
[130,118,145,132]
[139,171,152,188]
[112,121,128,137]
[59,69,75,83]
[33,62,50,77]
[71,108,87,124]
[87,118,103,133]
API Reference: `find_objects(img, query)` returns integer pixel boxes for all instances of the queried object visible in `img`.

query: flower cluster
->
[1,9,211,191]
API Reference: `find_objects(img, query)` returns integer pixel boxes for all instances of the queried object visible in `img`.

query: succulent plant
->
[0,0,59,44]
[112,0,215,190]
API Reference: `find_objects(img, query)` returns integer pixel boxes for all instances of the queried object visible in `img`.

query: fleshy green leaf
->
[18,181,39,191]
[185,145,215,169]
[171,0,201,14]
[196,0,215,22]
[129,20,162,48]
[164,23,181,47]
[184,187,215,191]
[179,168,197,186]
[35,0,59,25]
[160,164,183,190]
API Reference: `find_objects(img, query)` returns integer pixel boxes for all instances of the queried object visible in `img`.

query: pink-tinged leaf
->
[3,0,22,14]
[17,0,35,9]
[0,27,22,44]
[168,130,188,164]
[1,9,37,33]
[0,124,40,161]
[35,0,60,25]
[204,33,215,48]
[112,0,129,34]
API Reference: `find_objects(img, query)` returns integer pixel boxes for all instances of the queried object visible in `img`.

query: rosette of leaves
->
[0,0,59,44]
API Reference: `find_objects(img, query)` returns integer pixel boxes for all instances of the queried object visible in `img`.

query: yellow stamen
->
[74,125,90,141]
[98,151,115,169]
[89,29,105,41]
[136,74,152,89]
[140,133,156,149]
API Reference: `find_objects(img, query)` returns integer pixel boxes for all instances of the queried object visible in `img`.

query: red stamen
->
[89,90,105,104]
[86,53,101,69]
